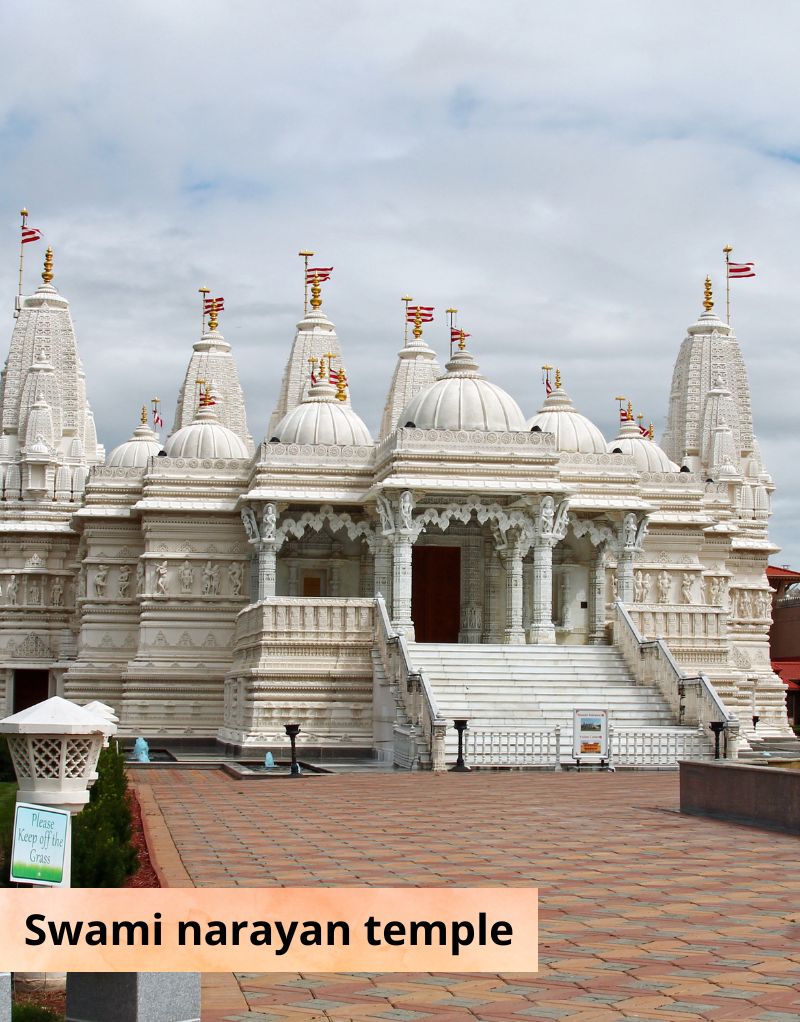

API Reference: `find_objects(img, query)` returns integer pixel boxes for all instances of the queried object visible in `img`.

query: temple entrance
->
[12,669,50,713]
[412,546,461,643]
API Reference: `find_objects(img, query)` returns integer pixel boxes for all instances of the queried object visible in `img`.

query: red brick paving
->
[134,769,800,1021]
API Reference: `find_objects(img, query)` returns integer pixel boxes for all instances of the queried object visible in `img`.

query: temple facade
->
[0,251,791,766]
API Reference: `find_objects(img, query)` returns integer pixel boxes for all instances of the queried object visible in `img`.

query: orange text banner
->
[0,887,538,973]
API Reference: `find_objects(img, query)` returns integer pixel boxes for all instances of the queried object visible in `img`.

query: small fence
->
[464,727,561,769]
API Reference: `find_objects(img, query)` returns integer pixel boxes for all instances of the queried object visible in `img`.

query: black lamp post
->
[709,721,726,760]
[451,719,470,772]
[284,723,301,776]
[752,714,760,731]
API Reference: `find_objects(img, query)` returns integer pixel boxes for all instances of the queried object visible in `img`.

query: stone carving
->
[708,576,722,606]
[611,573,618,600]
[681,573,694,605]
[13,634,50,659]
[261,504,277,542]
[758,591,771,618]
[540,496,555,535]
[202,561,220,596]
[376,494,395,535]
[179,561,194,594]
[277,504,377,551]
[7,575,18,605]
[657,570,671,604]
[118,564,131,598]
[94,564,109,598]
[155,561,168,596]
[51,577,64,607]
[241,507,259,544]
[572,518,614,547]
[29,578,41,605]
[634,570,651,603]
[398,491,414,530]
[26,553,44,569]
[136,561,145,595]
[739,590,753,619]
[228,561,243,597]
[622,513,637,549]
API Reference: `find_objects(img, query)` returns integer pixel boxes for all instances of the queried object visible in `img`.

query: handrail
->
[374,595,446,770]
[613,601,739,757]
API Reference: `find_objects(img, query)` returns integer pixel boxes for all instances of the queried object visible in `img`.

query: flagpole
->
[723,245,732,324]
[299,250,314,316]
[199,287,210,335]
[402,295,413,344]
[446,307,457,358]
[16,208,29,318]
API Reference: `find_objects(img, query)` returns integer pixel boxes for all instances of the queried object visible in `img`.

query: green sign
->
[10,802,71,886]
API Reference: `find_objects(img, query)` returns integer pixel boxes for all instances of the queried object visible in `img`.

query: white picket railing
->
[609,724,710,768]
[464,727,561,769]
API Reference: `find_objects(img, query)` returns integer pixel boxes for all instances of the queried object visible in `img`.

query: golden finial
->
[42,247,53,283]
[703,276,713,311]
[335,365,348,402]
[310,272,322,309]
[446,307,458,316]
[649,423,654,440]
[626,400,633,421]
[208,298,220,331]
[20,208,28,218]
[456,329,465,351]
[723,245,733,254]
[555,368,562,389]
[140,405,148,425]
[318,357,327,379]
[412,307,423,340]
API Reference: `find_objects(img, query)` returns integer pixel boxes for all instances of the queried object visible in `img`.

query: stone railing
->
[465,727,561,769]
[627,605,729,652]
[236,597,374,649]
[613,601,737,757]
[609,725,710,768]
[374,595,445,770]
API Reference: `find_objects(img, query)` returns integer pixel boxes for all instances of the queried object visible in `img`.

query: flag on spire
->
[306,267,333,283]
[204,296,224,313]
[727,262,755,278]
[406,306,434,323]
[21,226,42,244]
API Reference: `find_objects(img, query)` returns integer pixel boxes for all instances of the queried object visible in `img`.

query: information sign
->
[572,709,609,762]
[10,802,71,887]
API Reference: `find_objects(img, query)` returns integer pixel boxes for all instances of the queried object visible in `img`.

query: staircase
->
[406,643,709,768]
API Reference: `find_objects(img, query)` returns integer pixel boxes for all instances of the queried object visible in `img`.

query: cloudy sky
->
[0,1,797,563]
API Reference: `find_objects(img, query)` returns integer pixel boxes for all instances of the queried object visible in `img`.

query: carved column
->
[529,539,556,644]
[616,551,634,604]
[460,532,483,643]
[373,539,393,610]
[590,545,607,644]
[504,538,525,644]
[359,548,373,598]
[392,532,414,637]
[257,543,276,600]
[616,513,646,605]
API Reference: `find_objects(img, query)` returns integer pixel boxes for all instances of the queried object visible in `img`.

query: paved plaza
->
[135,769,800,1022]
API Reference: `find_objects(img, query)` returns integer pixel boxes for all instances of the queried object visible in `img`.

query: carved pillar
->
[257,543,276,600]
[373,539,393,611]
[616,551,635,604]
[504,539,525,644]
[359,548,373,598]
[529,539,556,644]
[590,546,607,644]
[482,538,498,643]
[460,533,482,643]
[249,556,258,602]
[392,532,414,637]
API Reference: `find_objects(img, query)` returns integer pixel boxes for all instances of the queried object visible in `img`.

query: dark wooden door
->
[13,669,50,713]
[412,546,461,643]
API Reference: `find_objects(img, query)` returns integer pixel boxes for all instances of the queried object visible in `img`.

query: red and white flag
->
[407,305,434,323]
[619,407,629,423]
[545,378,553,396]
[451,326,470,343]
[153,411,164,428]
[306,266,333,283]
[638,423,650,437]
[728,262,755,278]
[204,297,224,313]
[21,226,42,244]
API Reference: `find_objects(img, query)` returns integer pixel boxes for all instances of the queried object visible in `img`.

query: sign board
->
[10,802,71,887]
[572,709,609,762]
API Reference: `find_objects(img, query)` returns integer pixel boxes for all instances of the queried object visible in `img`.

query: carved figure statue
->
[708,576,721,606]
[634,570,646,603]
[622,513,637,549]
[136,561,145,595]
[611,573,618,600]
[228,561,243,597]
[7,574,17,605]
[657,570,671,604]
[539,495,555,535]
[179,560,194,594]
[155,561,168,596]
[51,576,64,607]
[202,560,220,596]
[241,507,259,543]
[681,573,694,605]
[94,564,109,598]
[261,503,277,542]
[118,564,131,598]
[740,590,753,619]
[553,500,569,541]
[399,491,414,530]
[29,578,41,605]
[759,591,771,618]
[376,494,394,534]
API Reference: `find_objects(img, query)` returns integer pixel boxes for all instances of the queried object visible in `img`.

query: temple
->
[0,244,792,768]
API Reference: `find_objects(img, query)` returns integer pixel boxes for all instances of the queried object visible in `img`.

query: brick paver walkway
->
[135,769,800,1022]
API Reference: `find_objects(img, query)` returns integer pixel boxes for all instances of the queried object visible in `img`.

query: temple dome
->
[106,418,163,467]
[398,346,525,432]
[527,382,606,454]
[273,377,372,445]
[164,405,250,459]
[608,417,679,472]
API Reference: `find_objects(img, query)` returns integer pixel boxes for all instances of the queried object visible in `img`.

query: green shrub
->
[71,743,137,888]
[12,1004,64,1022]
[0,736,16,782]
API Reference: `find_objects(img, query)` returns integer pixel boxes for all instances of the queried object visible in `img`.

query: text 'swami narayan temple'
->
[0,241,791,769]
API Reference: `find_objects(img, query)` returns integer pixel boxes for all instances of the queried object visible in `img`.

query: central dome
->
[608,416,679,472]
[398,347,526,432]
[106,418,162,467]
[164,405,250,459]
[527,380,606,454]
[273,377,373,446]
